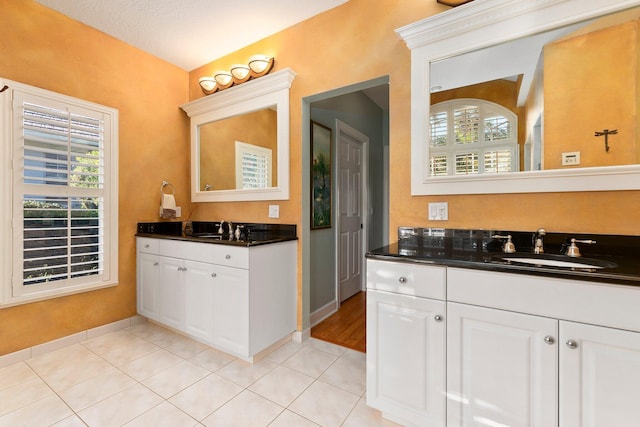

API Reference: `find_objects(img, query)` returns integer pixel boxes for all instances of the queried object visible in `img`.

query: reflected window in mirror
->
[235,141,272,189]
[429,99,518,176]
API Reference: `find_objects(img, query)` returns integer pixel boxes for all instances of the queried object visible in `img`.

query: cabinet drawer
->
[366,259,446,300]
[137,237,160,254]
[213,246,248,269]
[159,240,216,264]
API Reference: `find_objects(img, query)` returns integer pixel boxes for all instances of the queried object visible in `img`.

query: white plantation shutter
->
[235,141,272,189]
[429,99,518,176]
[3,80,118,305]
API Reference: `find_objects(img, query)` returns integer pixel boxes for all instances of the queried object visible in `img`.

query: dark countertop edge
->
[136,233,298,247]
[366,253,640,287]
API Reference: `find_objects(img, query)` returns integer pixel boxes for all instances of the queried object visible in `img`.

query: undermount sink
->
[192,233,224,240]
[492,253,618,270]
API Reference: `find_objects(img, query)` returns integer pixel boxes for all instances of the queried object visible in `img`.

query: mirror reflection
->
[198,107,278,191]
[429,7,640,176]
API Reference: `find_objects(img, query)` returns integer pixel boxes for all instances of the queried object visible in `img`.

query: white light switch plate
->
[268,205,280,218]
[428,202,448,220]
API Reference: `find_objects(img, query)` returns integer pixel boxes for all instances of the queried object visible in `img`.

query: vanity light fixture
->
[230,64,251,84]
[248,54,275,77]
[198,54,275,95]
[198,76,217,94]
[213,70,233,89]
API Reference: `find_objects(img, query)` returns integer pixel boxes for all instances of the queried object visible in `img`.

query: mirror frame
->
[397,0,640,195]
[181,68,296,202]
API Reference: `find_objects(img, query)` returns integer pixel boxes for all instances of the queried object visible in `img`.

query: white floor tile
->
[0,394,73,427]
[188,347,236,372]
[263,341,305,364]
[318,348,366,395]
[288,381,360,427]
[0,362,38,391]
[269,409,321,426]
[169,373,242,421]
[0,377,53,417]
[201,390,283,427]
[57,366,137,411]
[119,349,184,381]
[342,397,404,427]
[216,358,277,388]
[282,345,339,378]
[142,360,210,398]
[77,383,163,427]
[123,401,198,427]
[248,366,314,407]
[50,414,90,427]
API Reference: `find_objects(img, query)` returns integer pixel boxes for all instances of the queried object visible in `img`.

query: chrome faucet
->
[218,221,225,234]
[492,234,516,253]
[533,228,546,254]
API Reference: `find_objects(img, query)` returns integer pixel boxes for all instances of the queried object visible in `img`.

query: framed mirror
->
[181,68,296,202]
[397,0,640,195]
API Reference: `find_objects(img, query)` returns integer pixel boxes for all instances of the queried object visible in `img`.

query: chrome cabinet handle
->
[544,336,555,345]
[225,254,231,260]
[398,276,407,284]
[566,339,578,349]
[434,314,443,322]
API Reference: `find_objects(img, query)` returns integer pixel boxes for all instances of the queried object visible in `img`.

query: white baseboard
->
[0,315,145,369]
[310,299,338,327]
[292,328,310,343]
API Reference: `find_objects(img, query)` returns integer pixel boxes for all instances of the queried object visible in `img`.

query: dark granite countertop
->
[136,221,297,247]
[367,228,640,286]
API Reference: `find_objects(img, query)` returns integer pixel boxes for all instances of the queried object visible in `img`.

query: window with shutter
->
[235,141,272,189]
[1,79,118,306]
[429,98,518,176]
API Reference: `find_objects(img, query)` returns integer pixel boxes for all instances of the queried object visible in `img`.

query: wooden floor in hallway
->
[311,291,366,353]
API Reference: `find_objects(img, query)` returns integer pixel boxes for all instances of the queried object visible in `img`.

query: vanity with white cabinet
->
[366,228,640,427]
[136,222,297,361]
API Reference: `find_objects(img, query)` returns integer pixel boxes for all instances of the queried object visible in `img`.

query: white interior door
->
[337,121,368,303]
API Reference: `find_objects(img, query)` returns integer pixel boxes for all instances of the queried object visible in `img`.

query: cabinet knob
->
[153,262,158,266]
[398,276,407,284]
[225,254,231,260]
[144,244,150,248]
[566,339,578,349]
[434,314,443,322]
[544,336,555,345]
[211,273,217,278]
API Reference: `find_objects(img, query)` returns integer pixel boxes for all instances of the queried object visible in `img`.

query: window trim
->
[0,78,119,307]
[235,141,273,189]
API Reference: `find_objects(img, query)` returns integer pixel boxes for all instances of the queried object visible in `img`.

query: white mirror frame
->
[397,0,640,195]
[181,68,296,202]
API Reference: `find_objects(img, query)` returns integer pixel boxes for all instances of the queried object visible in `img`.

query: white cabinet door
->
[184,260,215,344]
[137,252,160,319]
[367,289,446,427]
[560,321,640,427]
[158,257,185,330]
[447,302,558,427]
[212,265,249,357]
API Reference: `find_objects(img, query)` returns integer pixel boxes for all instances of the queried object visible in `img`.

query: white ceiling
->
[34,0,349,71]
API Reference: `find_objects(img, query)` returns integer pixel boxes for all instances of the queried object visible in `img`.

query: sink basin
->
[192,233,224,240]
[492,253,617,270]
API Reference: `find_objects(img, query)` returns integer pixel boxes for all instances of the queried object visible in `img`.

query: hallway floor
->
[0,321,400,426]
[311,292,366,353]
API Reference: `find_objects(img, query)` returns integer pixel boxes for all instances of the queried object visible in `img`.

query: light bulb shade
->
[230,64,251,83]
[248,55,274,77]
[199,77,217,94]
[213,70,233,88]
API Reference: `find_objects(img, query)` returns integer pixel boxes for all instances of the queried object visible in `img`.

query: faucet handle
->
[492,234,516,253]
[565,238,596,257]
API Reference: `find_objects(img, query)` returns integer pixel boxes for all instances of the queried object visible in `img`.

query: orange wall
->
[544,19,639,168]
[0,0,190,355]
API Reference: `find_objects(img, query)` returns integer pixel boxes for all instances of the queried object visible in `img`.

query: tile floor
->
[0,321,402,426]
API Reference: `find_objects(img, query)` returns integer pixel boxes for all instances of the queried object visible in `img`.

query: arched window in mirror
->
[429,99,518,176]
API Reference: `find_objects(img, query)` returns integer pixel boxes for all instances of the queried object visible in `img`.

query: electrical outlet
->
[562,151,580,166]
[268,205,280,218]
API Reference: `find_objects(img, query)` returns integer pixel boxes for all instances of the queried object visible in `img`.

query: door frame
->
[334,119,369,307]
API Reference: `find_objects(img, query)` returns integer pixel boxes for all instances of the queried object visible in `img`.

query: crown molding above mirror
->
[397,0,640,195]
[181,68,296,202]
